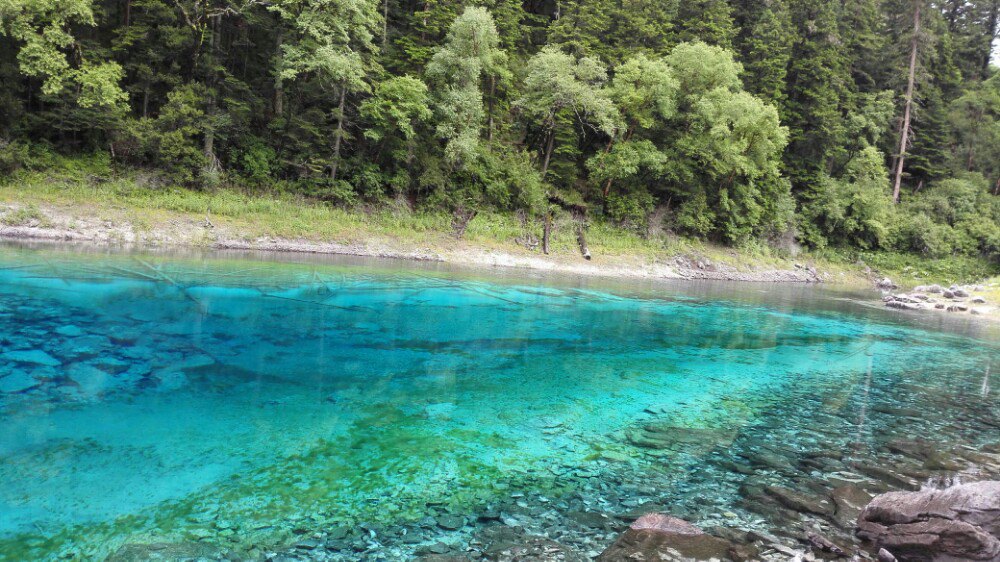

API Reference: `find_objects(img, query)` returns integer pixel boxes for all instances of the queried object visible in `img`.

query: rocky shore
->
[880,280,998,320]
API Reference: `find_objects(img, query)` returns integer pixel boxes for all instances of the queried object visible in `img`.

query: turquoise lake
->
[0,243,997,561]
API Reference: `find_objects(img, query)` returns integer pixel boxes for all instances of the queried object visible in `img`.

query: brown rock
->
[597,514,742,561]
[856,481,1000,561]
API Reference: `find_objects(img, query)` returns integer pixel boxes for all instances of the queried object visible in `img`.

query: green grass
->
[0,203,50,227]
[1,161,996,287]
[813,248,1000,287]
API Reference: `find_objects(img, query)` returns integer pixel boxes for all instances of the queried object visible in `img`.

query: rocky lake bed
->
[2,246,998,562]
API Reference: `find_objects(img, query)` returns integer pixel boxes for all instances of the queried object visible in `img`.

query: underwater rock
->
[856,480,1000,561]
[807,532,847,557]
[626,422,736,452]
[478,526,588,562]
[61,335,112,360]
[67,363,112,396]
[747,450,797,472]
[853,464,922,491]
[566,510,611,530]
[435,515,465,531]
[1,349,61,367]
[830,485,873,529]
[154,370,188,391]
[0,371,41,393]
[54,324,85,337]
[886,440,966,472]
[764,486,834,517]
[597,513,742,562]
[105,542,224,561]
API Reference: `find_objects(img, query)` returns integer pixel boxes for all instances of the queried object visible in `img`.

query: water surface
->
[0,243,996,560]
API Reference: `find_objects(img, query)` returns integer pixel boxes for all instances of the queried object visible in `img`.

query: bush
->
[233,137,278,185]
[0,139,31,176]
[606,190,655,233]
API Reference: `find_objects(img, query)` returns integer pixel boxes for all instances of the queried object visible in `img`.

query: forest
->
[1,0,1000,262]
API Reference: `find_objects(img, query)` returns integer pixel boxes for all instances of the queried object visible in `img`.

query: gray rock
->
[857,481,1000,561]
[877,278,897,289]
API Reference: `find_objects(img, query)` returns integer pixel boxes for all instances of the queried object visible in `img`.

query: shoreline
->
[5,200,1000,323]
[0,221,827,285]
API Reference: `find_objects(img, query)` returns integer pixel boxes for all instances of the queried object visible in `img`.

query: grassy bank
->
[1,165,997,287]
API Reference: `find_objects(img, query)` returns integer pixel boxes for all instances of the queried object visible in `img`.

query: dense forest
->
[2,0,1000,260]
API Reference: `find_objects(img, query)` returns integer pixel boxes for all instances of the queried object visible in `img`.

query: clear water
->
[0,243,996,561]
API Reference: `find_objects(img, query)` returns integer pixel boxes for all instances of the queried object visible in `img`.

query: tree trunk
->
[983,1,1000,77]
[203,120,216,170]
[487,75,496,142]
[203,14,221,173]
[600,135,617,200]
[892,1,920,204]
[382,0,389,47]
[576,222,591,260]
[601,125,634,205]
[541,129,555,177]
[330,85,347,181]
[542,212,551,255]
[274,30,284,117]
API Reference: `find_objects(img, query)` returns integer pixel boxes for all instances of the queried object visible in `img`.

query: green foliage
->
[0,0,126,107]
[800,146,894,249]
[893,175,1000,260]
[361,76,432,143]
[234,137,278,184]
[666,42,743,103]
[122,84,209,185]
[0,203,48,226]
[517,45,619,175]
[0,0,998,261]
[426,6,507,165]
[674,0,736,49]
[605,189,655,232]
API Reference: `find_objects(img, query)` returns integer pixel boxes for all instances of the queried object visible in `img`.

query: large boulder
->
[856,481,1000,561]
[597,513,751,561]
